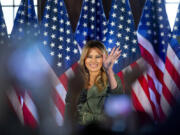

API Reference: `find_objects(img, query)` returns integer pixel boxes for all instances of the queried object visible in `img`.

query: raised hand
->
[103,47,121,72]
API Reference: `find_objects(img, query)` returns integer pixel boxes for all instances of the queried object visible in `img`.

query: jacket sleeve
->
[109,74,124,94]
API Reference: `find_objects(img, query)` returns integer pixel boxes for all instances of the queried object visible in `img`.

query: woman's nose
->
[91,57,97,62]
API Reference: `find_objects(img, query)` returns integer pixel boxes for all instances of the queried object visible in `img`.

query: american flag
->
[10,0,39,42]
[75,0,107,49]
[40,0,80,126]
[103,0,141,73]
[160,4,180,119]
[0,2,8,45]
[134,0,173,120]
[8,0,39,128]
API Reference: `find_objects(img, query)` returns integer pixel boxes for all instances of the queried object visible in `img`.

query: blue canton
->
[170,4,180,59]
[39,0,80,76]
[138,0,171,62]
[10,0,39,43]
[75,0,107,49]
[0,2,8,45]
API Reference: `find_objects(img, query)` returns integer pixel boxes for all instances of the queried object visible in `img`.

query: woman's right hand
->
[102,47,121,72]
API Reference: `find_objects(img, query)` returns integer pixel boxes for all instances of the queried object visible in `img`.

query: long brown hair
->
[79,40,108,92]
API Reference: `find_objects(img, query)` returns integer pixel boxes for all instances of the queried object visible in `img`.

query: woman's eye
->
[96,55,102,58]
[87,56,92,58]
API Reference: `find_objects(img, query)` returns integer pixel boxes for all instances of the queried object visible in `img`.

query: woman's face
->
[85,48,103,73]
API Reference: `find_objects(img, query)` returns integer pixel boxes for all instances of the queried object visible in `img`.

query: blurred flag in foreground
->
[8,0,39,128]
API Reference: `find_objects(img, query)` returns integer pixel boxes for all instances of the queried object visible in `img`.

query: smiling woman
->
[65,40,124,125]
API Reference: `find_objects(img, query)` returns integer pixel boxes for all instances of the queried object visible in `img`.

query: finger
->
[114,53,121,60]
[110,47,116,56]
[103,53,106,62]
[116,46,121,51]
[116,50,122,56]
[113,47,121,56]
[112,50,121,59]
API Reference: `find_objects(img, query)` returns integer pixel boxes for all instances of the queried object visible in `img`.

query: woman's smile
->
[85,48,103,73]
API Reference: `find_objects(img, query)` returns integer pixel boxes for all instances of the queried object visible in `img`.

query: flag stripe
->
[59,74,68,92]
[163,69,180,99]
[54,105,64,126]
[137,33,165,71]
[139,44,164,84]
[147,75,160,104]
[131,90,145,112]
[160,92,171,117]
[132,75,154,118]
[166,44,180,75]
[23,92,39,123]
[137,74,158,119]
[7,89,24,124]
[23,102,37,128]
[54,88,65,117]
[166,57,180,90]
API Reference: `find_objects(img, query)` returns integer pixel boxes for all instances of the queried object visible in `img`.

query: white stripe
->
[167,44,180,75]
[65,67,75,79]
[160,93,171,117]
[132,80,154,118]
[149,88,159,116]
[137,33,165,71]
[163,69,180,99]
[37,49,67,103]
[37,49,62,87]
[54,106,64,126]
[56,82,67,103]
[24,92,39,123]
[136,57,162,95]
[147,65,162,95]
[7,89,24,124]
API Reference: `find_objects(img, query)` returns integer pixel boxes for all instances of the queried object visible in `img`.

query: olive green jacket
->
[65,74,123,125]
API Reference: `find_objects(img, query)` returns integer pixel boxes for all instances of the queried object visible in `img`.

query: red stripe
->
[117,71,125,90]
[138,75,158,119]
[165,57,180,90]
[147,75,161,119]
[131,90,145,112]
[130,60,138,68]
[131,60,158,119]
[159,104,166,121]
[71,62,78,71]
[162,84,176,106]
[23,103,37,128]
[147,75,160,105]
[59,73,68,91]
[138,76,150,100]
[53,88,65,117]
[139,44,164,84]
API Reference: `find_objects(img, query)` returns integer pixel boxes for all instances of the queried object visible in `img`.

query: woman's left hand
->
[103,47,121,72]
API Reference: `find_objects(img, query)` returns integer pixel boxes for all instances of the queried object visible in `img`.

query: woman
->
[65,40,124,125]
